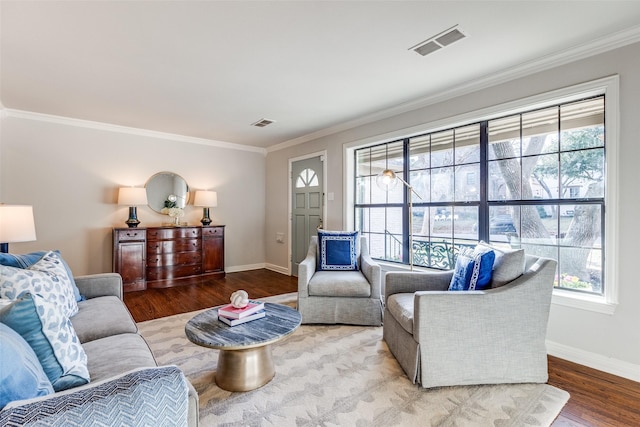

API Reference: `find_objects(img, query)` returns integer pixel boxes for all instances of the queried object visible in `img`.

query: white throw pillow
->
[0,251,79,318]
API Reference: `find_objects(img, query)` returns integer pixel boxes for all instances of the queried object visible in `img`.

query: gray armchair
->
[383,254,557,388]
[298,236,383,326]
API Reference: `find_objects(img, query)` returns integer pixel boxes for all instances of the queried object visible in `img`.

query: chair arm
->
[0,366,191,426]
[74,273,124,300]
[297,252,316,298]
[361,253,382,299]
[384,270,453,302]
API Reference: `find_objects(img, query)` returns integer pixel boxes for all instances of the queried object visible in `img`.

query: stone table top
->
[185,302,302,351]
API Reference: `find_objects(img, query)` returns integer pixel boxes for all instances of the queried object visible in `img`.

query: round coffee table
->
[185,302,301,391]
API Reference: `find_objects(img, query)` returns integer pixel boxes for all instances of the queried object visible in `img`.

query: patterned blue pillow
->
[317,230,359,271]
[0,322,54,409]
[0,251,82,302]
[0,293,89,392]
[0,251,79,318]
[448,245,495,291]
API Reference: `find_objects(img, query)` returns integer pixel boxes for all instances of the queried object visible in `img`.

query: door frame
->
[288,150,328,275]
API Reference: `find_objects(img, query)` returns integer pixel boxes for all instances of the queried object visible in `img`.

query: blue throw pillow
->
[317,230,359,271]
[448,245,495,291]
[0,250,82,302]
[0,322,53,409]
[0,294,89,392]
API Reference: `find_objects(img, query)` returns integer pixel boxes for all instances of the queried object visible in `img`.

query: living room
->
[1,1,640,424]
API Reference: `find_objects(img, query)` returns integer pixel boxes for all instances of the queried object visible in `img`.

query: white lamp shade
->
[0,205,37,243]
[193,191,218,207]
[118,187,148,206]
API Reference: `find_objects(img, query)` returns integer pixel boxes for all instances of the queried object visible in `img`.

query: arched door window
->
[296,168,319,188]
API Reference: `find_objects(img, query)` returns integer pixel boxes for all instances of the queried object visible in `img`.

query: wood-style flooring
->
[123,269,640,427]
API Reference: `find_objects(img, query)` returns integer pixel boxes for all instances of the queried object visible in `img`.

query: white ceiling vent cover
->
[251,118,276,128]
[411,25,466,56]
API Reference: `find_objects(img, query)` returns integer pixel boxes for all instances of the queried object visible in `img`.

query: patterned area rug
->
[138,293,569,426]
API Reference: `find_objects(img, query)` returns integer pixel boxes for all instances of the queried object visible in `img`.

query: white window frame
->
[344,75,619,314]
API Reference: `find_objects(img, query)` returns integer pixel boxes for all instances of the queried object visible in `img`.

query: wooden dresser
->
[113,225,225,292]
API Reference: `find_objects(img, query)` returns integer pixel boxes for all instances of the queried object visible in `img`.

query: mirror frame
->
[145,171,190,214]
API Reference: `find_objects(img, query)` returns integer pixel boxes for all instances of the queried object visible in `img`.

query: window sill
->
[552,289,617,315]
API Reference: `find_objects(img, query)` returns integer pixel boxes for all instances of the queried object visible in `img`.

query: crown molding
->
[1,108,267,156]
[268,24,640,153]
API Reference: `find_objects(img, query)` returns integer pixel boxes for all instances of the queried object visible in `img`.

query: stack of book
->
[217,300,266,326]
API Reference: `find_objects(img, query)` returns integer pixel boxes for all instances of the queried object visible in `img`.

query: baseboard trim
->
[225,263,290,275]
[264,264,290,275]
[547,340,640,382]
[225,263,266,273]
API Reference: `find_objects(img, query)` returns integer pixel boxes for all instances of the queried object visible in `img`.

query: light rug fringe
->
[138,293,569,427]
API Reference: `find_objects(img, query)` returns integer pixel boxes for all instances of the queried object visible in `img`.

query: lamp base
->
[125,206,141,228]
[200,207,212,226]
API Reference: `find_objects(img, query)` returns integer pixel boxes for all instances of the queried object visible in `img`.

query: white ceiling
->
[2,1,640,150]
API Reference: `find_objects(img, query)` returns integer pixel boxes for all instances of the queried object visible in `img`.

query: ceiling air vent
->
[251,118,275,128]
[411,25,466,56]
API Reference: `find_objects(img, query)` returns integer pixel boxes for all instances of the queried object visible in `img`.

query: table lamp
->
[118,187,148,228]
[193,190,218,226]
[0,205,37,253]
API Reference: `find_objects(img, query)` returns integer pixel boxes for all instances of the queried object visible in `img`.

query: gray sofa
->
[383,254,557,388]
[0,273,199,426]
[298,236,383,326]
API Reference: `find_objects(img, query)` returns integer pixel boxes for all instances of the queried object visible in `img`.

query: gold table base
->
[215,345,275,391]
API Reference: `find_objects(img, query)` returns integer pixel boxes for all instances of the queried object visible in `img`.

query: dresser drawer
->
[147,264,203,281]
[147,227,201,241]
[202,226,224,238]
[147,238,201,255]
[115,229,146,242]
[147,252,202,268]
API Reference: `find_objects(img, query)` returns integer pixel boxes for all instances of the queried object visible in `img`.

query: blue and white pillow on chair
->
[317,230,359,271]
[448,245,495,291]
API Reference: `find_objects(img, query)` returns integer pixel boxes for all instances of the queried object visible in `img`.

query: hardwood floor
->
[124,269,640,427]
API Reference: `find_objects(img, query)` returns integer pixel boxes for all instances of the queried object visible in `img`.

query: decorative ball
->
[230,290,249,308]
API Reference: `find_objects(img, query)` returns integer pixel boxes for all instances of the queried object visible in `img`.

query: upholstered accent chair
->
[298,235,383,326]
[383,251,557,388]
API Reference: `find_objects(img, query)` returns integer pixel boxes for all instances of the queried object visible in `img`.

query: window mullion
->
[479,121,489,241]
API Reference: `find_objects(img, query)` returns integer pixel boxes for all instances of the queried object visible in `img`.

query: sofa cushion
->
[317,230,359,271]
[71,296,138,344]
[386,293,415,334]
[0,294,89,392]
[308,271,371,297]
[0,250,82,302]
[0,323,53,409]
[0,366,188,427]
[477,241,526,288]
[83,333,157,382]
[0,251,79,318]
[448,246,495,291]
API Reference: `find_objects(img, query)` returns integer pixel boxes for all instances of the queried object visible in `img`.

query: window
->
[296,168,319,188]
[354,96,606,297]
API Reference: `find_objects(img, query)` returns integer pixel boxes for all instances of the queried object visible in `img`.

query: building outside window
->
[354,96,605,296]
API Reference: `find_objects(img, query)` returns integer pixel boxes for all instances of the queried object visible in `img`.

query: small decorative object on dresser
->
[113,225,225,292]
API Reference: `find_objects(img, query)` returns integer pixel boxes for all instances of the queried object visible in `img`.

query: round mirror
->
[145,172,190,213]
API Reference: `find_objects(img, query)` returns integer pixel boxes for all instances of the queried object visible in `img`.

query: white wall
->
[265,42,640,380]
[0,114,267,275]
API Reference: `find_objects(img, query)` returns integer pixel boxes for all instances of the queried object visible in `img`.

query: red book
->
[217,300,265,319]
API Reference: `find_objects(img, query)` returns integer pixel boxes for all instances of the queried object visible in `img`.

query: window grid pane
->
[354,95,605,296]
